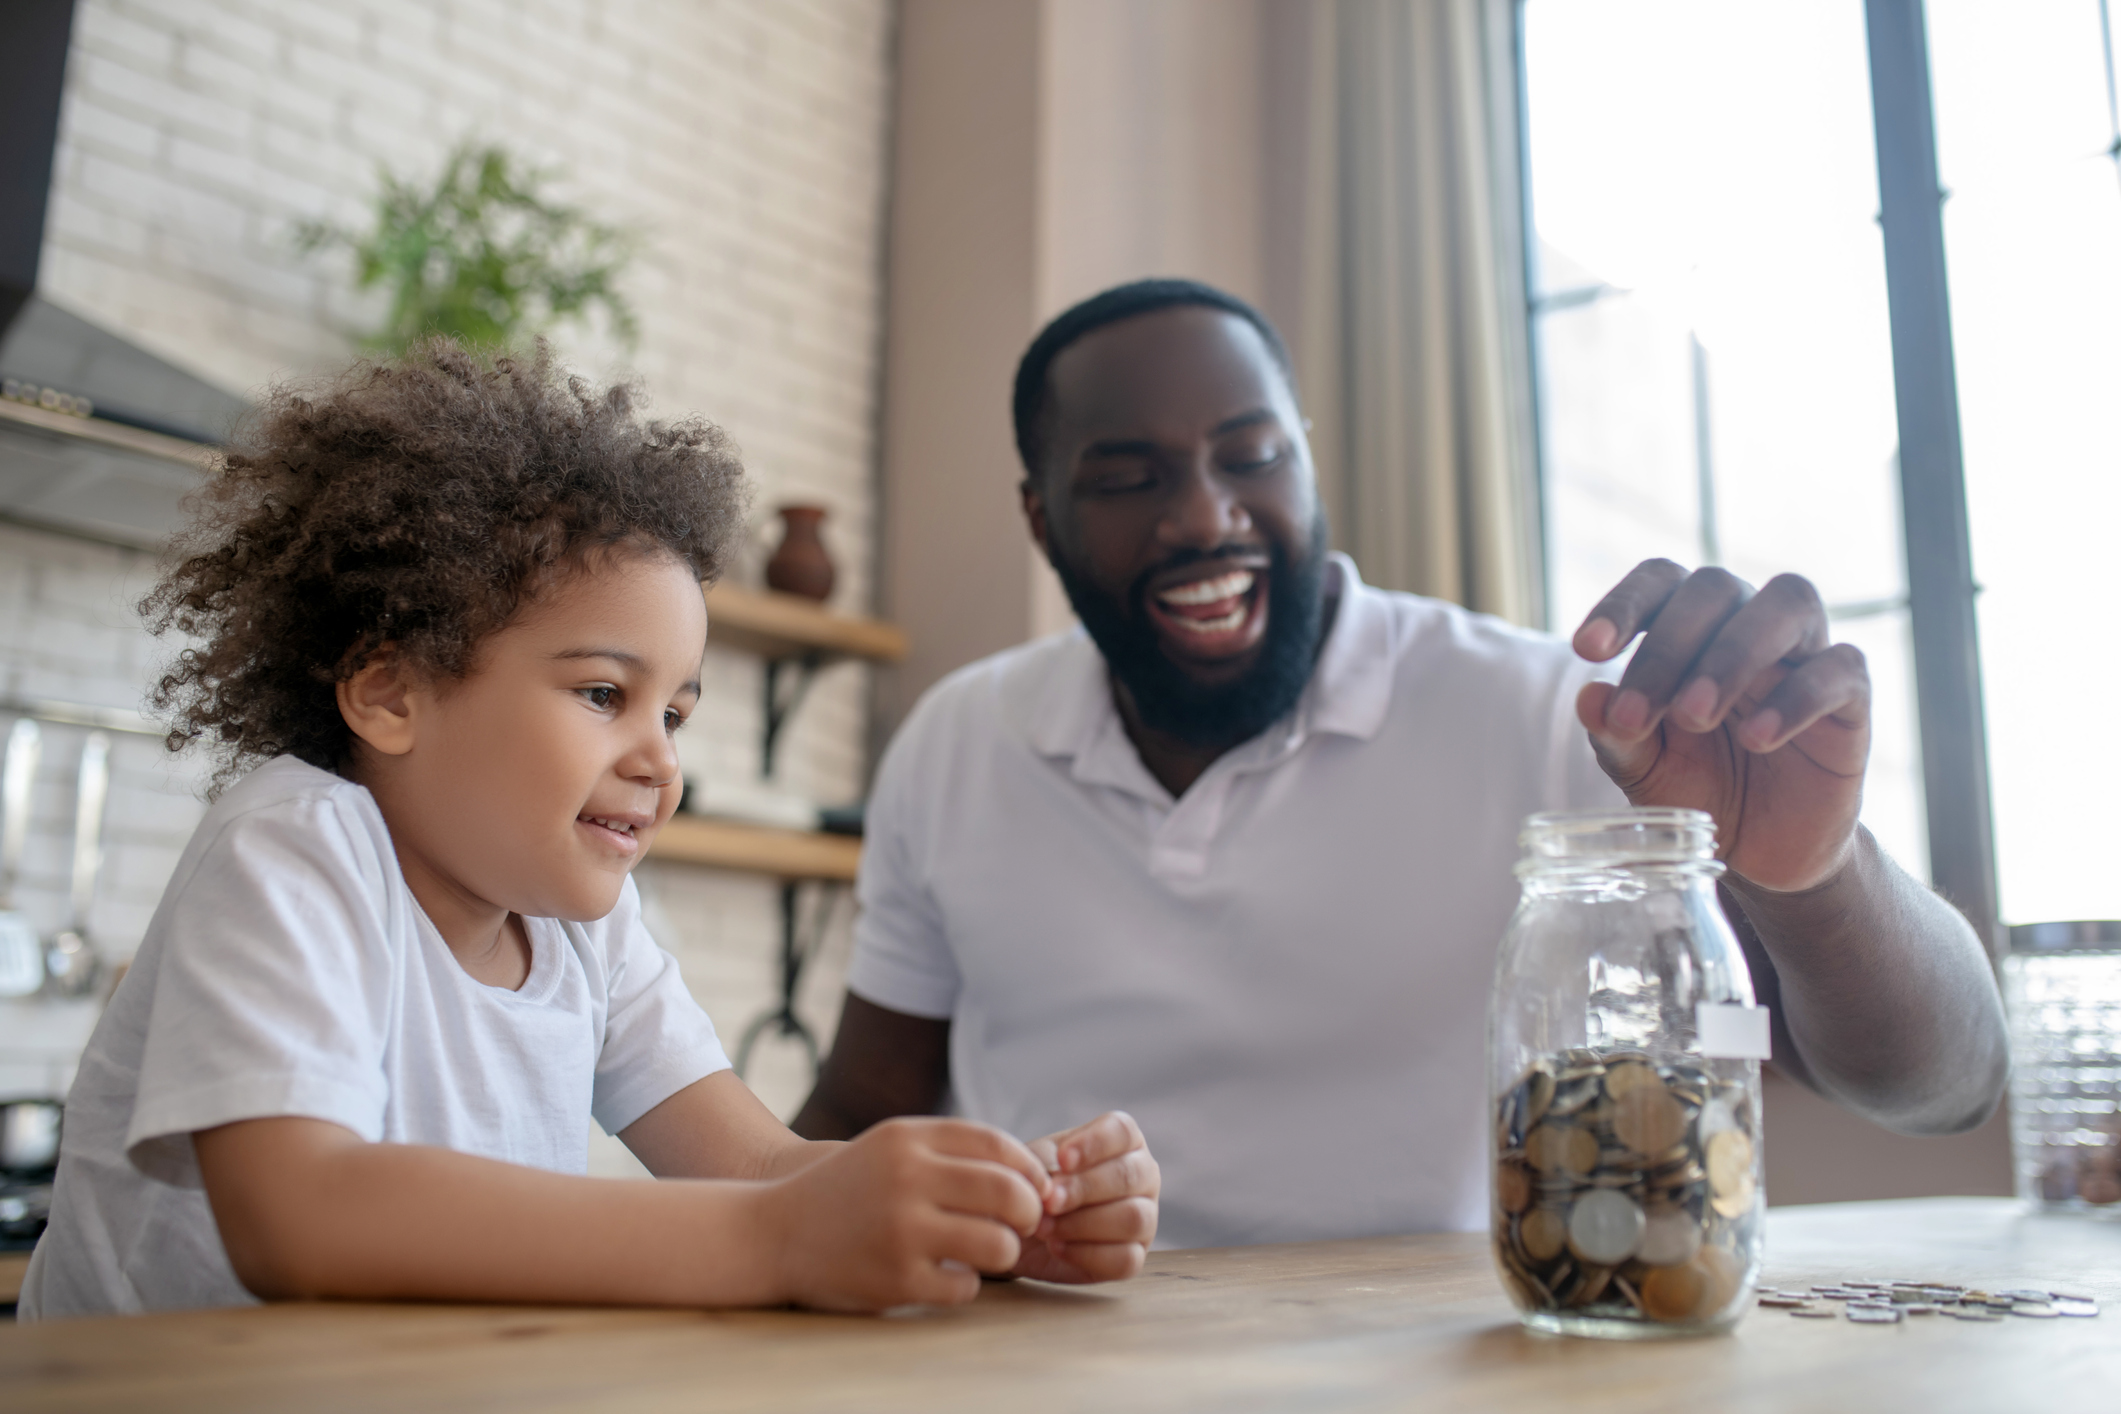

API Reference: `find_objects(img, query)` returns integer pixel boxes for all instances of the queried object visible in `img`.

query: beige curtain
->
[1294,0,1545,626]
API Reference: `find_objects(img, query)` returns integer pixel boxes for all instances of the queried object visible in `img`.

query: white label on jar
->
[1696,1002,1772,1059]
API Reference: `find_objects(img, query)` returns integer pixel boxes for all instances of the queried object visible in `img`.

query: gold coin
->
[1639,1244,1740,1323]
[1521,1207,1568,1262]
[1711,1173,1757,1218]
[1526,1070,1556,1125]
[1526,1122,1598,1175]
[1497,1158,1532,1214]
[1603,1061,1662,1099]
[1639,1258,1707,1322]
[1706,1129,1755,1196]
[1613,1083,1687,1155]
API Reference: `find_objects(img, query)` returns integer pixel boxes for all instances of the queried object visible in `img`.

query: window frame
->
[1515,0,2001,947]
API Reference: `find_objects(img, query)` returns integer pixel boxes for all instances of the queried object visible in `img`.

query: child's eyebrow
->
[552,647,701,698]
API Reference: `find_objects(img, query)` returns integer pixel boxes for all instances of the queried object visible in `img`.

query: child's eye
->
[664,708,687,734]
[580,686,619,710]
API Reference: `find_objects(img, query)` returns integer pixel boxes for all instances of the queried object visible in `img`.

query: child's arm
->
[194,1109,1049,1311]
[621,1077,1159,1285]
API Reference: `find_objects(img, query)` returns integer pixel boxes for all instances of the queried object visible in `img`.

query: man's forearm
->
[1722,827,2008,1135]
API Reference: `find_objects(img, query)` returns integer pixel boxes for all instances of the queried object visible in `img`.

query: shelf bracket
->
[733,879,844,1081]
[759,653,824,779]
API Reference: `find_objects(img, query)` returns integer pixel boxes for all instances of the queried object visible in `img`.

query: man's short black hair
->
[1010,278,1295,478]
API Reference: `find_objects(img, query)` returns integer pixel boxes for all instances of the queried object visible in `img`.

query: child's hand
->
[1013,1111,1160,1284]
[762,1116,1049,1311]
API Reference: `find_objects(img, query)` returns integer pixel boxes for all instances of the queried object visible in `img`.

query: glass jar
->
[1489,808,1769,1338]
[2004,921,2121,1214]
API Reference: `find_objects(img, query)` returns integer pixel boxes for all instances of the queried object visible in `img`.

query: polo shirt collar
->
[1024,552,1398,772]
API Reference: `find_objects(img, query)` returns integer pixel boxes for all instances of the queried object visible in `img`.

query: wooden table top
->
[4,1198,2116,1412]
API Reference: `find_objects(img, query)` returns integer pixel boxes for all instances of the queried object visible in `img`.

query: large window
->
[1521,0,2121,929]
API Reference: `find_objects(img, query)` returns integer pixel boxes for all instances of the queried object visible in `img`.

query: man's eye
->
[1090,469,1157,495]
[582,686,618,710]
[1223,446,1284,473]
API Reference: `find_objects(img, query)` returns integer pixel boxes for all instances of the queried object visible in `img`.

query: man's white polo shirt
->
[847,555,1622,1248]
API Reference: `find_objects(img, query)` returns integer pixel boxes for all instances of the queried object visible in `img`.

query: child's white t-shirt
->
[19,756,730,1320]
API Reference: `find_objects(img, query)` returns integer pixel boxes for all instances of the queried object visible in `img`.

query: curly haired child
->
[19,341,1158,1320]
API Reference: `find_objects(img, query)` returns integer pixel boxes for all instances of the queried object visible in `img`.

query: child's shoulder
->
[182,756,395,884]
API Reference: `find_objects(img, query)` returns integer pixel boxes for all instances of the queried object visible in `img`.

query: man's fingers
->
[1666,574,1831,734]
[1577,680,1658,788]
[1734,642,1871,754]
[1605,567,1754,740]
[1048,1147,1161,1215]
[1043,1111,1147,1178]
[1572,558,1689,662]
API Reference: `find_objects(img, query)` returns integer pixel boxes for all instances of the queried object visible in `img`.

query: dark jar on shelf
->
[765,504,836,603]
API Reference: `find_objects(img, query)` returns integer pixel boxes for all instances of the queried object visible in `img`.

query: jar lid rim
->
[2007,920,2121,954]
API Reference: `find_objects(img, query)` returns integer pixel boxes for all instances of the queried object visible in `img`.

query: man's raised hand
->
[1013,1111,1159,1284]
[1571,560,1869,893]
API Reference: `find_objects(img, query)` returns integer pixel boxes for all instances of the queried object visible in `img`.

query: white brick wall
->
[7,0,896,1123]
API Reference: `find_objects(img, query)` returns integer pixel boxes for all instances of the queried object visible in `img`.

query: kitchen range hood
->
[1,0,248,552]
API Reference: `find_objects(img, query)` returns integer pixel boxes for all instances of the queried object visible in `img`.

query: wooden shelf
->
[647,815,860,881]
[704,583,907,663]
[0,397,215,467]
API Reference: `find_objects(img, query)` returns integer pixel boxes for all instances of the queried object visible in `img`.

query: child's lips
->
[577,811,652,854]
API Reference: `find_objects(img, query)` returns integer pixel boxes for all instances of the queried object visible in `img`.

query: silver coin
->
[2048,1290,2095,1304]
[1847,1306,1903,1324]
[1790,1307,1838,1319]
[1636,1211,1702,1267]
[1950,1309,2004,1322]
[1997,1288,2051,1303]
[1566,1188,1645,1265]
[2010,1303,2059,1318]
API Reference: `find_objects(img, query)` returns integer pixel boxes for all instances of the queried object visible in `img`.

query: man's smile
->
[1145,563,1270,661]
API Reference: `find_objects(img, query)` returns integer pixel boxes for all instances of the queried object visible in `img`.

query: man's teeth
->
[1156,570,1255,607]
[1167,605,1248,635]
[585,816,636,833]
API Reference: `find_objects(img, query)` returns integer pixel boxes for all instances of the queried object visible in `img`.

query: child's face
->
[351,549,708,924]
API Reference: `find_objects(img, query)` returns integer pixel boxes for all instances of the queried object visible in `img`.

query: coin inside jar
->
[1706,1129,1757,1216]
[1613,1083,1687,1155]
[1521,1206,1568,1262]
[1497,1158,1532,1214]
[1636,1210,1704,1267]
[1567,1189,1645,1266]
[1601,1060,1662,1099]
[1527,1122,1599,1175]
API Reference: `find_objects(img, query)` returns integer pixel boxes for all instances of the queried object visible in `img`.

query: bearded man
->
[793,279,2006,1253]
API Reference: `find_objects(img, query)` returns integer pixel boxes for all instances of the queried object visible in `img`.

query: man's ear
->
[337,646,419,757]
[1020,477,1057,566]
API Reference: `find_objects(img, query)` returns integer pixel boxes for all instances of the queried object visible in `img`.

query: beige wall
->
[879,0,1289,734]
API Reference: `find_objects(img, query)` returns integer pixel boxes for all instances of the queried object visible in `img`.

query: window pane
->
[1930,0,2121,924]
[1522,0,1927,875]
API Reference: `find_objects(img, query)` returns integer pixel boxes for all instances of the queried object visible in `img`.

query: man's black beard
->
[1050,517,1331,751]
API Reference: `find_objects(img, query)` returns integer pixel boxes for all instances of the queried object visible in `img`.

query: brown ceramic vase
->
[764,504,836,602]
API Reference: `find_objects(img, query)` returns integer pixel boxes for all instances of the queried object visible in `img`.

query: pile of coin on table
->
[1758,1281,2101,1323]
[1494,1048,1761,1327]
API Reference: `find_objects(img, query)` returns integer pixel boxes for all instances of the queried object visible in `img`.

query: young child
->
[19,342,1158,1320]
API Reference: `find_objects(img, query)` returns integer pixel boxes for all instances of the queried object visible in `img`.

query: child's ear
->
[337,646,419,757]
